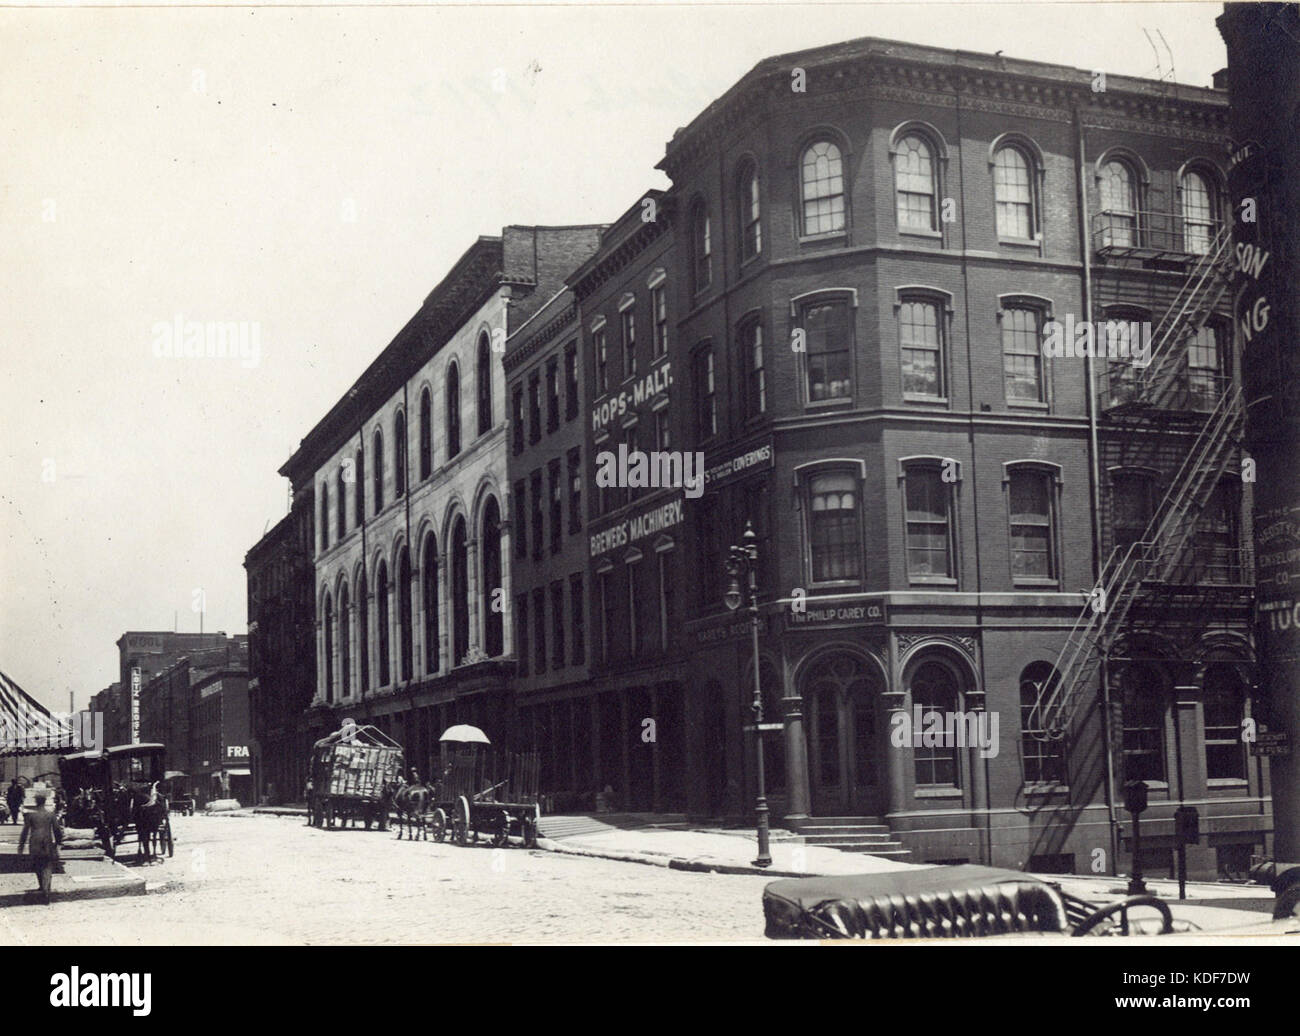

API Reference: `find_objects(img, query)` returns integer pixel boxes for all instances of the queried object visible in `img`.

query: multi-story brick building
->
[245,486,316,804]
[280,225,602,779]
[189,666,252,806]
[656,37,1263,876]
[89,682,128,748]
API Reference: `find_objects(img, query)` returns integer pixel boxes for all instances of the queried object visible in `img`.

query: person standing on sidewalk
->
[18,792,64,904]
[6,778,23,824]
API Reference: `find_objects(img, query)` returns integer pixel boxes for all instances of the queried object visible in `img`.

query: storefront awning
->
[0,669,82,756]
[224,767,251,776]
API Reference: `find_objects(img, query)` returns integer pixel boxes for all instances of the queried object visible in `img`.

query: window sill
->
[908,576,958,588]
[1014,578,1060,589]
[1006,400,1050,411]
[1207,778,1249,789]
[998,236,1042,249]
[804,396,854,410]
[903,393,949,406]
[900,227,943,240]
[806,579,862,592]
[915,787,963,799]
[1022,782,1070,795]
[798,230,847,245]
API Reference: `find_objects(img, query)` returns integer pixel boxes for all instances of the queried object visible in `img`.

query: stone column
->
[781,650,811,823]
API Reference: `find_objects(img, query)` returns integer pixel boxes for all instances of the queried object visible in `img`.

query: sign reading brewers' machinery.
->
[589,491,684,558]
[785,596,887,631]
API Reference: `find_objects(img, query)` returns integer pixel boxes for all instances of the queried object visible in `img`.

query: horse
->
[387,778,432,841]
[128,782,168,862]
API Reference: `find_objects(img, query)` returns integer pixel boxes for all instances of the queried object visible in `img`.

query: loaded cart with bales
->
[309,722,403,831]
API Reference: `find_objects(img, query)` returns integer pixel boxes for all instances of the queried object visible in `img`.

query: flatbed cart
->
[428,725,541,848]
[309,722,404,830]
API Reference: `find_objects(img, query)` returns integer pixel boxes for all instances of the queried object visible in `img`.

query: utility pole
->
[1218,3,1300,862]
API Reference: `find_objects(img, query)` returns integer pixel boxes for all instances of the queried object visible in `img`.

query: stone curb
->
[536,837,811,878]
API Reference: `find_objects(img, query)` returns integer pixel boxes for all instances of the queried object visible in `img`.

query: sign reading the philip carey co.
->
[1251,731,1290,758]
[589,492,684,558]
[785,598,887,631]
[703,438,774,492]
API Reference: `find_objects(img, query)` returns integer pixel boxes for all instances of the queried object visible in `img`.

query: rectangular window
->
[546,358,560,432]
[564,343,579,421]
[570,573,585,665]
[512,480,526,560]
[1002,306,1045,403]
[598,571,611,663]
[516,593,529,678]
[693,346,716,442]
[622,308,636,379]
[1112,473,1155,552]
[624,425,639,503]
[511,385,524,455]
[567,447,582,534]
[627,561,642,657]
[1187,325,1222,410]
[1009,469,1055,581]
[652,286,668,359]
[594,328,608,395]
[905,468,954,580]
[654,408,670,452]
[548,458,562,554]
[530,469,543,561]
[741,320,766,420]
[551,581,565,671]
[658,548,675,654]
[803,300,852,402]
[808,472,861,582]
[900,299,943,399]
[528,373,542,444]
[532,587,546,674]
[1204,672,1246,780]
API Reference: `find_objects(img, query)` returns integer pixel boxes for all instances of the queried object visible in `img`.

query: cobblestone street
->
[0,814,773,944]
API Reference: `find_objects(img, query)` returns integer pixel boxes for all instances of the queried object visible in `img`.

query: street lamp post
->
[726,520,772,869]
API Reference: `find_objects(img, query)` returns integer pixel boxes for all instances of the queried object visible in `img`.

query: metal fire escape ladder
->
[1031,230,1243,739]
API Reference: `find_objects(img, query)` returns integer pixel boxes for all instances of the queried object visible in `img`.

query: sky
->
[0,1,1229,711]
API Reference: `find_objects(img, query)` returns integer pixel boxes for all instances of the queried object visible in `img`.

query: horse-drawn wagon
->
[426,725,541,848]
[57,743,174,861]
[309,722,403,830]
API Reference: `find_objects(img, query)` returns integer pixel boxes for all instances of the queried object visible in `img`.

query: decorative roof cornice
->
[503,294,577,374]
[569,205,674,302]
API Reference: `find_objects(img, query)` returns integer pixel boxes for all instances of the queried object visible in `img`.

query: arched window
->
[1119,662,1166,782]
[421,532,439,674]
[801,140,845,235]
[807,471,860,582]
[373,428,385,512]
[354,448,365,525]
[481,497,503,657]
[358,571,370,693]
[896,135,937,231]
[737,159,762,260]
[419,387,432,480]
[911,660,959,787]
[446,362,462,459]
[336,468,346,541]
[319,484,329,552]
[993,145,1035,239]
[477,333,493,436]
[1203,662,1247,780]
[1181,169,1217,255]
[1099,158,1138,247]
[394,410,406,498]
[338,581,350,698]
[376,560,390,687]
[1007,467,1057,581]
[397,546,412,683]
[689,198,711,295]
[1019,662,1064,783]
[323,592,334,703]
[450,518,469,664]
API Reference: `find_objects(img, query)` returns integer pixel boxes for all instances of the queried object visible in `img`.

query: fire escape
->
[1032,210,1250,740]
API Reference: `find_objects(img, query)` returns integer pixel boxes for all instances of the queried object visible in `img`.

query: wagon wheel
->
[430,808,447,842]
[452,796,470,846]
[492,809,510,848]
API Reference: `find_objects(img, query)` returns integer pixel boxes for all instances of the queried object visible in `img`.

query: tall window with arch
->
[394,411,406,498]
[446,362,462,459]
[1181,169,1217,255]
[421,533,439,674]
[1019,662,1064,783]
[738,159,762,259]
[1008,467,1057,583]
[323,592,334,703]
[358,571,370,693]
[336,469,346,541]
[807,471,861,582]
[899,298,944,399]
[911,660,959,787]
[450,518,469,664]
[477,332,493,436]
[739,317,765,420]
[320,484,329,552]
[993,144,1035,239]
[354,448,365,525]
[373,428,384,513]
[904,465,955,581]
[376,560,390,687]
[801,297,852,403]
[1203,662,1247,780]
[397,546,412,683]
[801,140,845,235]
[895,134,937,231]
[1002,304,1046,404]
[1099,158,1138,247]
[419,387,432,480]
[338,582,350,698]
[482,497,503,657]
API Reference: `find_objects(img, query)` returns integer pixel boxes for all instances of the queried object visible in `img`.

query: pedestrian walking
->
[18,792,64,904]
[6,778,24,824]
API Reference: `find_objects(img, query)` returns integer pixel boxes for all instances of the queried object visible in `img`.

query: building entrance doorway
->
[803,653,884,816]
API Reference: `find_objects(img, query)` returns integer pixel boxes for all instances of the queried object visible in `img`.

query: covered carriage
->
[57,743,175,860]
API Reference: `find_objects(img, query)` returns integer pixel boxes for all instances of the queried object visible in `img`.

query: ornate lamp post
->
[725,520,772,869]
